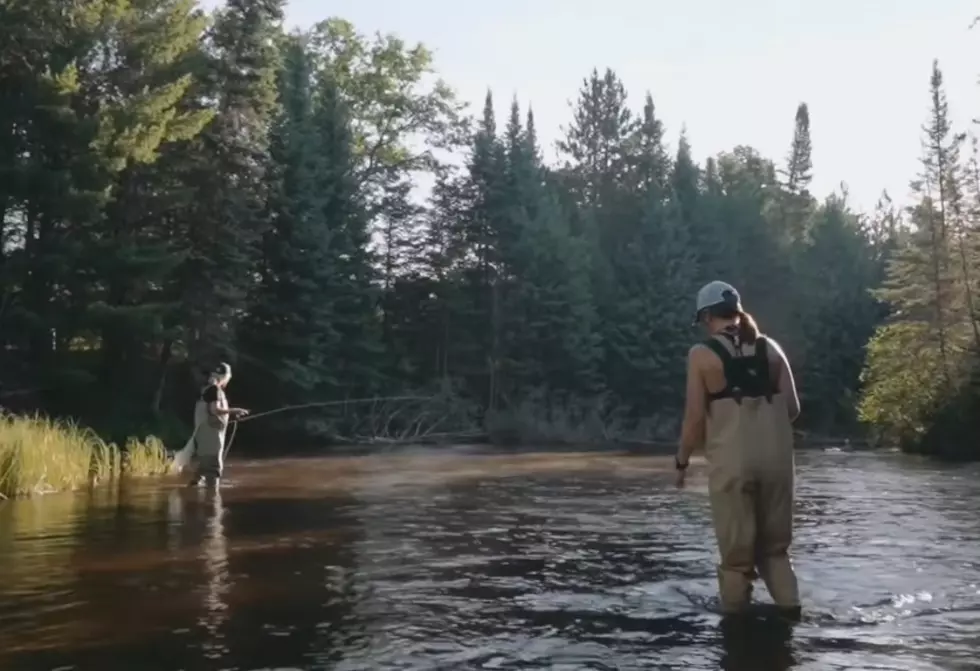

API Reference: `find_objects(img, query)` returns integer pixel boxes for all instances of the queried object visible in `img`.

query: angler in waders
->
[189,363,248,488]
[674,281,802,617]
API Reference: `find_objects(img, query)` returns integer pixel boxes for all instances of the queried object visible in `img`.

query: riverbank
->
[0,414,171,499]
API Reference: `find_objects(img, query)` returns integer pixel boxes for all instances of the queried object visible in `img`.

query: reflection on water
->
[0,450,978,670]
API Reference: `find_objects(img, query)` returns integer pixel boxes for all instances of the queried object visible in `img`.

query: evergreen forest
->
[2,0,978,460]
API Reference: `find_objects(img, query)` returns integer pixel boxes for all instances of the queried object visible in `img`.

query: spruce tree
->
[670,129,702,252]
[797,197,881,428]
[859,60,972,446]
[557,68,637,211]
[497,99,601,405]
[312,71,383,401]
[89,0,213,399]
[629,93,671,196]
[786,103,813,196]
[455,91,508,409]
[0,0,212,410]
[177,0,284,376]
[238,35,339,427]
[779,103,816,245]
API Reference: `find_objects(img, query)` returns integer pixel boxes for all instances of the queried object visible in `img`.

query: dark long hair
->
[707,303,760,344]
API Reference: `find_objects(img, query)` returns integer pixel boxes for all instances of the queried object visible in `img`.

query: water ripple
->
[0,450,977,670]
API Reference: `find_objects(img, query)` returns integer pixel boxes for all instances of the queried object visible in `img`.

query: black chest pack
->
[703,333,776,405]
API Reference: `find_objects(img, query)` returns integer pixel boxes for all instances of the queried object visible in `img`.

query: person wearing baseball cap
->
[675,280,802,617]
[187,362,249,488]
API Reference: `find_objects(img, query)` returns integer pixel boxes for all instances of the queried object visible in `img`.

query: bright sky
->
[209,0,980,215]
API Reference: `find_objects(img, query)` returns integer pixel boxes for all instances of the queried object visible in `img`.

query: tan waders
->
[190,386,228,487]
[701,332,800,615]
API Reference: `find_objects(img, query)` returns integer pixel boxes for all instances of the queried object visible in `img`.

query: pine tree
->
[417,164,472,384]
[456,91,508,408]
[0,1,98,378]
[629,93,671,196]
[89,0,214,400]
[312,71,383,401]
[907,60,967,381]
[670,129,702,257]
[859,60,973,446]
[0,0,212,409]
[713,148,793,326]
[177,0,284,376]
[786,103,813,196]
[238,35,339,427]
[962,136,980,342]
[797,197,882,428]
[779,102,816,247]
[496,98,601,405]
[503,191,602,403]
[557,68,638,211]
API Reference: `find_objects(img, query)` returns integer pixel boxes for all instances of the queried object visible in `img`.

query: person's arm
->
[676,345,707,466]
[209,402,235,416]
[202,386,235,417]
[213,403,248,417]
[769,338,801,422]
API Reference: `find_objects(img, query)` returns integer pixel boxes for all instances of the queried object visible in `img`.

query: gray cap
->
[693,280,741,324]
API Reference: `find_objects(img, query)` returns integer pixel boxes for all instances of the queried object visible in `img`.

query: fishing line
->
[221,420,239,462]
[219,395,433,460]
[234,395,432,424]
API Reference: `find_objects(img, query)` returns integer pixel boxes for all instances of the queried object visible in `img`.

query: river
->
[0,449,978,670]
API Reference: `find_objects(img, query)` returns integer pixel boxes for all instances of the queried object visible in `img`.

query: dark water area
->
[1,449,979,671]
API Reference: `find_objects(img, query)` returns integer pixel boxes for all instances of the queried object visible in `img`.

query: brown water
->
[0,449,978,671]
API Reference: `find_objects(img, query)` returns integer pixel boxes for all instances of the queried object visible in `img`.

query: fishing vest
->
[702,332,777,405]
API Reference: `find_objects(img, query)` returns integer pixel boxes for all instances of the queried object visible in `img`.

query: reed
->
[123,435,172,477]
[0,413,170,499]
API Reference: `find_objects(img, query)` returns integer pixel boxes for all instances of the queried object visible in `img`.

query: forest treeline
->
[0,0,976,458]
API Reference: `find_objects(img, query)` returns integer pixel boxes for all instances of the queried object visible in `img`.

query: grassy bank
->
[0,413,171,499]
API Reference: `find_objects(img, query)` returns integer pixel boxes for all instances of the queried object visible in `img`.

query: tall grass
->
[123,435,172,476]
[0,413,171,499]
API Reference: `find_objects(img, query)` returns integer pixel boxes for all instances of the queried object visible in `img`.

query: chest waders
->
[701,332,800,616]
[190,387,228,488]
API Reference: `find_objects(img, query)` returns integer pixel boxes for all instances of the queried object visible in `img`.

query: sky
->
[208,0,980,215]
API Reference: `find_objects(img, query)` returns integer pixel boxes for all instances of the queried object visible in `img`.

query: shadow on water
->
[0,450,979,670]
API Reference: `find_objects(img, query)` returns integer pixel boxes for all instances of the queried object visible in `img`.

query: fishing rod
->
[234,395,432,424]
[219,395,434,460]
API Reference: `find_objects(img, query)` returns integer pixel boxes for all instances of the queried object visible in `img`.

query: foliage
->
[858,60,980,459]
[3,1,977,460]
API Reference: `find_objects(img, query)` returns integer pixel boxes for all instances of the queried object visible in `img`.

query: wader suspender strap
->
[703,335,773,405]
[756,337,773,403]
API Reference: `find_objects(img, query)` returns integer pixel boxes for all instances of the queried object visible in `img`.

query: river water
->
[0,449,978,671]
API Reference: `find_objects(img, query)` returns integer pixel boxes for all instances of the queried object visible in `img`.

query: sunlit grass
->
[0,413,171,499]
[123,435,172,477]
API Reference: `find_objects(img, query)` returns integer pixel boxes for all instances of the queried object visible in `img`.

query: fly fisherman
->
[674,281,802,618]
[189,362,248,488]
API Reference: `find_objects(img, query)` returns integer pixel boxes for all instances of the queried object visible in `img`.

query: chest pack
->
[703,333,776,405]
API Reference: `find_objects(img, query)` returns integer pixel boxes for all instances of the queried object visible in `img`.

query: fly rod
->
[233,395,432,424]
[220,395,433,460]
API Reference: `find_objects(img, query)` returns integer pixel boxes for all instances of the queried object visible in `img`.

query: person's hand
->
[233,408,249,418]
[674,456,688,488]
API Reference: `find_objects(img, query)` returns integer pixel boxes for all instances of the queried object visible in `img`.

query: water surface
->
[0,449,978,670]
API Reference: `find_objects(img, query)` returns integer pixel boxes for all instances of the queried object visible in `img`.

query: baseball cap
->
[693,281,741,324]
